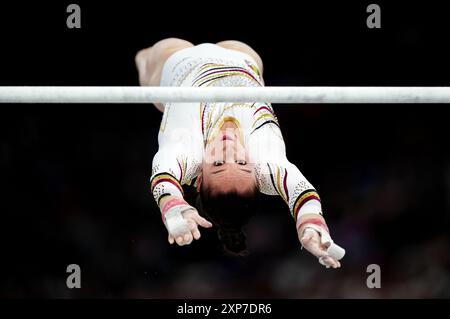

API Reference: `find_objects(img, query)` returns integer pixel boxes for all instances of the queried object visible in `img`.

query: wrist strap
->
[297,218,329,234]
[161,198,188,219]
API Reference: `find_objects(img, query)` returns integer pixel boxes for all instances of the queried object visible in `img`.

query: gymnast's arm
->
[249,115,344,267]
[150,137,212,246]
[270,160,343,268]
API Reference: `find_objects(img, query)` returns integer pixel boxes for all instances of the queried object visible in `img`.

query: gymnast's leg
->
[135,38,194,112]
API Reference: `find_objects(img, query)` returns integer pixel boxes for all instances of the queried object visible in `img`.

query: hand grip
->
[327,243,346,260]
[165,209,191,237]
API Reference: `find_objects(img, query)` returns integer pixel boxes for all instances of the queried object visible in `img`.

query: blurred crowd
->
[1,101,449,298]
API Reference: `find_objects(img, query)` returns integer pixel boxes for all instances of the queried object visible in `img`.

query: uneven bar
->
[1,86,450,104]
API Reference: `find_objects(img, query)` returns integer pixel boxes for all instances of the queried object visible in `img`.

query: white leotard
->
[151,44,322,223]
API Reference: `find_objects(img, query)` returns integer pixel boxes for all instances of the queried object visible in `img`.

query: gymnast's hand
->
[168,209,213,246]
[298,217,345,269]
[160,196,212,246]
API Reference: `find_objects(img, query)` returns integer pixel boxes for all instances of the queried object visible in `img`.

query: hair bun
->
[217,227,247,255]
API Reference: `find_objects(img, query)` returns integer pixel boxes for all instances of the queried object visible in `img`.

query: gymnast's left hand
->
[298,222,344,269]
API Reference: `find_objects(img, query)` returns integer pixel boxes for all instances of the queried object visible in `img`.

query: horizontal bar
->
[1,86,450,104]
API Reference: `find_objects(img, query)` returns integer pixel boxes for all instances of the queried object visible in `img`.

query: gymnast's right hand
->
[160,196,213,246]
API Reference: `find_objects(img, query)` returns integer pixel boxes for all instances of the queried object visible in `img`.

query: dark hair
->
[195,187,257,256]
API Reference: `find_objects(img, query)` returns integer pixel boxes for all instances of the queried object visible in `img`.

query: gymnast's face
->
[202,124,256,194]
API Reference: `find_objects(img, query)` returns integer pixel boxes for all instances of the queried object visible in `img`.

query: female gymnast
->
[136,38,344,268]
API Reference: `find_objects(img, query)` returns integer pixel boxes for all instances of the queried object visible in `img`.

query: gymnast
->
[136,38,344,268]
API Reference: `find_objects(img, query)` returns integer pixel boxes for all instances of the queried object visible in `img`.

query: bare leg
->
[135,38,194,112]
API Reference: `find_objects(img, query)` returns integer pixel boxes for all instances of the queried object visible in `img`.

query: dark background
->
[0,1,449,298]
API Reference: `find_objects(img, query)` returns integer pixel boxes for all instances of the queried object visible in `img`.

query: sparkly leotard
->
[150,44,322,223]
